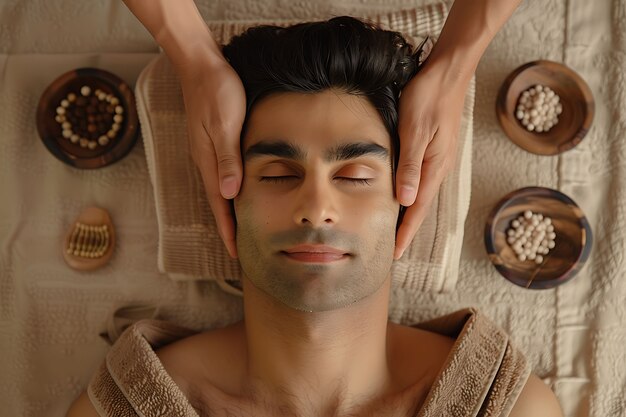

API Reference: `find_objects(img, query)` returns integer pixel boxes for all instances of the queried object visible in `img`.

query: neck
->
[240,275,395,417]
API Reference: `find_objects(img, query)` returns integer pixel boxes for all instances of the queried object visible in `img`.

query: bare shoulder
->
[65,391,100,417]
[509,372,564,417]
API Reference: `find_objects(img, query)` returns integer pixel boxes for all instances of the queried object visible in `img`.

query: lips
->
[282,244,350,263]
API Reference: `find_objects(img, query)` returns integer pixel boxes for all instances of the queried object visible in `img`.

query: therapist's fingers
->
[192,130,239,259]
[205,121,244,200]
[394,143,453,260]
[395,84,436,207]
[201,61,246,200]
[395,124,432,207]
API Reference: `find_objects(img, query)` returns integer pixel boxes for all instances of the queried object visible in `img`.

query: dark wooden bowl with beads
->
[36,68,139,169]
[496,60,594,156]
[484,186,593,289]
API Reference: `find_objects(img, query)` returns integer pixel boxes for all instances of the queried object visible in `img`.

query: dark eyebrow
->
[244,139,389,163]
[326,142,389,162]
[244,140,306,162]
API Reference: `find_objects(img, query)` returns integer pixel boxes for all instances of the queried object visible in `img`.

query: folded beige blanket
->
[87,308,530,416]
[136,2,475,295]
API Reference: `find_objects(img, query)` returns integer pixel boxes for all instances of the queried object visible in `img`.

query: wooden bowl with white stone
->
[496,60,594,155]
[484,186,592,289]
[36,67,138,169]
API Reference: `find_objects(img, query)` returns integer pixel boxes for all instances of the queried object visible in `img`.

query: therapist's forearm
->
[426,0,523,81]
[122,0,222,72]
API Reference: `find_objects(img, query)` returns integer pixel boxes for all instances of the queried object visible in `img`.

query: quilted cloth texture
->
[0,0,625,416]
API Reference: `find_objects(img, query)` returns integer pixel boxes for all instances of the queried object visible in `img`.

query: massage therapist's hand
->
[391,0,524,260]
[393,60,472,260]
[178,53,246,259]
[121,0,245,259]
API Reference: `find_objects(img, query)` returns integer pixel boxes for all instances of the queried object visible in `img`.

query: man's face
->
[234,89,400,312]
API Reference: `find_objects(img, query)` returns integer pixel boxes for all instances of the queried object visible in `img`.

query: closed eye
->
[259,176,299,183]
[259,176,372,186]
[338,178,372,186]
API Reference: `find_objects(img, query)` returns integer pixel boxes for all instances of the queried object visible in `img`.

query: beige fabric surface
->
[0,0,625,416]
[87,308,530,417]
[136,4,475,295]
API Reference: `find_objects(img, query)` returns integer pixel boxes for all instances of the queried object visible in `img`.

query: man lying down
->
[68,16,563,417]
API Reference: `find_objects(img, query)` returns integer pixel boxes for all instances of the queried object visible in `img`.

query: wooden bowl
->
[484,186,592,289]
[496,60,594,155]
[36,68,139,169]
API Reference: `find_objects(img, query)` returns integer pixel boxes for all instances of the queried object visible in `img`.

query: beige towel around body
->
[136,3,475,295]
[87,308,530,417]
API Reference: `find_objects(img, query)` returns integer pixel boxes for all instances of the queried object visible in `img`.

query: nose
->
[292,175,339,227]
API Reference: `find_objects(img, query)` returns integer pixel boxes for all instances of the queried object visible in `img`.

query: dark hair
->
[221,16,427,173]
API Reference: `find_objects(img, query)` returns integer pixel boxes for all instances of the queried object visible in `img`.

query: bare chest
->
[182,377,431,417]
